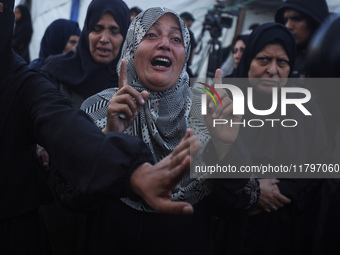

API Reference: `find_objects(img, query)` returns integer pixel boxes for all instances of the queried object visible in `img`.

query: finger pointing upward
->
[119,59,128,90]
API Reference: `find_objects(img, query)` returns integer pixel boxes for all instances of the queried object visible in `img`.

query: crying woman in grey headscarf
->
[81,7,259,213]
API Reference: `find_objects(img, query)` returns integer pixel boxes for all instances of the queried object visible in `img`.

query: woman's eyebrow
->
[171,26,181,32]
[151,22,181,32]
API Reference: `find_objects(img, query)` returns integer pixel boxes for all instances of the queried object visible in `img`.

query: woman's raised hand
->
[103,59,148,134]
[130,129,201,214]
[204,69,242,160]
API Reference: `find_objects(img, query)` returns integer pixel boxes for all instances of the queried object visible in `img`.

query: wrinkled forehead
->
[132,8,190,50]
[149,13,182,32]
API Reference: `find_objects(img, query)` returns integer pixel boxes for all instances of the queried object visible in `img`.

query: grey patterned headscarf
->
[82,7,213,211]
[120,7,212,211]
[82,7,260,212]
[117,7,192,160]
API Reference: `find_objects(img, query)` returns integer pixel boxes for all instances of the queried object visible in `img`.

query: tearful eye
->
[151,57,171,67]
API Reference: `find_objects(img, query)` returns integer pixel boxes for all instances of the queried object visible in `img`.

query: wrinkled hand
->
[36,144,49,170]
[103,59,148,134]
[204,69,242,159]
[253,178,291,214]
[130,129,201,214]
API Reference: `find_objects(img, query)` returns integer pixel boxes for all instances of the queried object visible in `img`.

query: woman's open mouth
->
[151,57,171,68]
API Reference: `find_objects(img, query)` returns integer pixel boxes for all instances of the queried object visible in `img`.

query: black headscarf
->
[30,19,81,71]
[12,4,33,63]
[233,34,249,48]
[231,23,297,116]
[234,23,296,78]
[41,0,130,99]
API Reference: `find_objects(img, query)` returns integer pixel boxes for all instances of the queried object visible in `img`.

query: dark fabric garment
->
[235,34,249,46]
[78,198,214,255]
[204,136,260,218]
[317,178,340,255]
[37,2,130,252]
[215,89,330,255]
[290,48,308,78]
[0,209,42,255]
[307,14,340,78]
[307,15,340,156]
[305,14,340,255]
[0,0,14,80]
[1,1,154,252]
[76,137,259,255]
[12,5,33,64]
[216,22,331,255]
[41,0,130,100]
[186,29,197,77]
[30,19,81,71]
[188,29,197,62]
[234,23,296,78]
[238,98,329,255]
[1,50,153,218]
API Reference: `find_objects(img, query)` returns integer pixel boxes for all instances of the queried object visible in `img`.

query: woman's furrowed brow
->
[151,22,181,32]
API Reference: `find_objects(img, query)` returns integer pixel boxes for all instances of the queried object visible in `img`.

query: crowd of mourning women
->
[2,0,340,254]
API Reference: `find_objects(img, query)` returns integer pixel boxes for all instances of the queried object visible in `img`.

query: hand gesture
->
[253,178,291,214]
[103,59,148,134]
[36,144,49,170]
[204,69,242,159]
[130,129,201,214]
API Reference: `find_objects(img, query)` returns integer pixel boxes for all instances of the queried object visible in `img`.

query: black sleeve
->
[203,136,260,218]
[24,74,154,203]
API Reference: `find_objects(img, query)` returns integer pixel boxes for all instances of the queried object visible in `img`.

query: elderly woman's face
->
[134,13,186,91]
[248,44,290,94]
[88,12,123,64]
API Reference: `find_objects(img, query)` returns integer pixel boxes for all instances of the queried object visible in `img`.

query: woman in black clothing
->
[12,4,33,63]
[0,1,199,253]
[223,34,250,78]
[42,0,130,108]
[230,22,330,255]
[40,1,131,252]
[30,19,81,71]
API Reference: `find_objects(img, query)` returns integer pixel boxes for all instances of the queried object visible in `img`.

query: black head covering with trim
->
[234,23,296,78]
[41,0,130,98]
